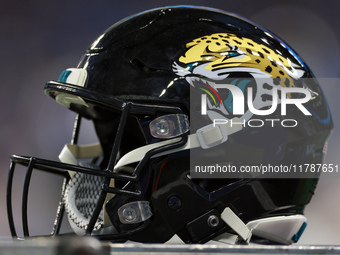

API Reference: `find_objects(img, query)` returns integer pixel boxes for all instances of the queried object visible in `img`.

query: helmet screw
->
[122,207,137,222]
[167,196,182,211]
[207,215,219,227]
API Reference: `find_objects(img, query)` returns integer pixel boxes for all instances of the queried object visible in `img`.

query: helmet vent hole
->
[131,58,163,73]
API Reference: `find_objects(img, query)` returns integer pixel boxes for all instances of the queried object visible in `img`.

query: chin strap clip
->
[196,118,243,149]
[214,207,252,244]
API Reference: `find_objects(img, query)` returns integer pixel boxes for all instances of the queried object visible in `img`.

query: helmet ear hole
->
[131,58,157,73]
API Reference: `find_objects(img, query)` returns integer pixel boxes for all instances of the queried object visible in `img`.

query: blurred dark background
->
[1,0,340,244]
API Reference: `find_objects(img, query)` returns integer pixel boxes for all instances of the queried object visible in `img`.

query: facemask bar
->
[7,100,188,240]
[85,102,132,235]
[85,102,189,237]
[7,155,71,238]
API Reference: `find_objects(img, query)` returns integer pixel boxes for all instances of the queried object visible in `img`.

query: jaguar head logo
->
[172,33,305,121]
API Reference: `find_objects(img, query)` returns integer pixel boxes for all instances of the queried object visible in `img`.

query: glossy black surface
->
[9,6,333,243]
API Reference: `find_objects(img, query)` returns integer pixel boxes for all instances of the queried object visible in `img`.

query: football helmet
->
[7,6,333,244]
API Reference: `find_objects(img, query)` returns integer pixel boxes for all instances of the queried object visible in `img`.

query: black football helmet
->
[7,6,333,244]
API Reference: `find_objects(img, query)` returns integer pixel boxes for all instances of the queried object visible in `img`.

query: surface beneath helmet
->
[1,237,340,255]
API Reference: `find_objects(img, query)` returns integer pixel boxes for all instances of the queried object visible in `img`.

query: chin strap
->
[59,143,103,177]
[58,117,242,172]
[114,117,243,170]
[59,143,103,165]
